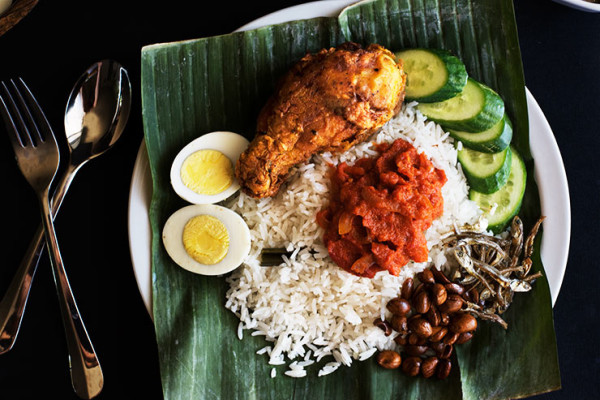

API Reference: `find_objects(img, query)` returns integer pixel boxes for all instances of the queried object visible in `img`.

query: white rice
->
[224,102,483,377]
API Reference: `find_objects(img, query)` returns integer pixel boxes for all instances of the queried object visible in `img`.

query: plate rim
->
[551,0,600,12]
[128,0,570,316]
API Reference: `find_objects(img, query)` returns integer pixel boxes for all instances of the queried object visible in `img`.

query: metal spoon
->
[0,60,131,397]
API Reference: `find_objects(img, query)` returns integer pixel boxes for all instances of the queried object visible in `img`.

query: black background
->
[0,0,598,399]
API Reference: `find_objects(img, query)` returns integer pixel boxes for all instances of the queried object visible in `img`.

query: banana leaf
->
[140,0,560,398]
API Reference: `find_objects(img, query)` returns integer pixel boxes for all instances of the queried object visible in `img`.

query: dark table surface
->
[0,0,598,399]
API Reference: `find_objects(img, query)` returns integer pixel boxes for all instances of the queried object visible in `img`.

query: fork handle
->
[39,191,103,399]
[0,163,79,354]
[0,225,45,354]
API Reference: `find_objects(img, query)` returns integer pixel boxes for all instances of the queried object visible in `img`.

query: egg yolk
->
[180,149,233,195]
[182,215,230,265]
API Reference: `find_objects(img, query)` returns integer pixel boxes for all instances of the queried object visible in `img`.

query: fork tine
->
[13,78,55,144]
[0,78,56,151]
[0,81,30,149]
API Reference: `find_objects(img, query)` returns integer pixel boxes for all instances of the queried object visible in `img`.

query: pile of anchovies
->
[441,215,545,329]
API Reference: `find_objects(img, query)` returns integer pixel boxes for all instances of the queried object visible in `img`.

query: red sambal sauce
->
[317,138,447,278]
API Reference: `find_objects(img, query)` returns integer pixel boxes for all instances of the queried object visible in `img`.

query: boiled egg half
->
[162,204,251,276]
[170,131,249,204]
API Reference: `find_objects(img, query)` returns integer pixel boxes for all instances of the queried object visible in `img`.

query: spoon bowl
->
[64,60,131,166]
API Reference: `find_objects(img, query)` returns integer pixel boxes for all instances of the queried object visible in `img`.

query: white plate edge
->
[527,89,571,306]
[551,0,600,12]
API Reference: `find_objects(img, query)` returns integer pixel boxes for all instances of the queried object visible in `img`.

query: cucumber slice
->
[449,113,513,153]
[417,78,505,132]
[469,146,526,234]
[458,146,512,194]
[395,48,468,103]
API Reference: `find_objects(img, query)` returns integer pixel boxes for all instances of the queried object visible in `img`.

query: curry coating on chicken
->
[235,42,407,198]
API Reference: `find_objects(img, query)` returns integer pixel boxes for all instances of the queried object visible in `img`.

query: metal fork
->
[0,79,103,399]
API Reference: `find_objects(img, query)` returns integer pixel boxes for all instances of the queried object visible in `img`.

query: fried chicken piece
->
[235,42,407,198]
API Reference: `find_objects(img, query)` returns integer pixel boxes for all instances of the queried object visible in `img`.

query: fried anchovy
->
[499,265,526,276]
[524,216,545,259]
[466,253,532,293]
[509,216,524,269]
[477,245,489,264]
[453,247,497,295]
[487,248,506,268]
[444,232,510,249]
[521,258,532,277]
[495,286,507,309]
[523,271,543,282]
[480,287,493,302]
[499,289,514,314]
[456,237,508,260]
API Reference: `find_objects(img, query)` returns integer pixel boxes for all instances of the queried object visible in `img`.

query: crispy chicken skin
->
[236,42,407,198]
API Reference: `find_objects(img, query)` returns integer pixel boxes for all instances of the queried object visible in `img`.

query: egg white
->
[162,204,251,276]
[170,131,249,204]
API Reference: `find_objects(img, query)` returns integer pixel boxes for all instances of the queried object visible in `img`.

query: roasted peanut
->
[408,316,433,338]
[431,283,447,306]
[376,350,402,369]
[404,344,428,356]
[407,332,420,345]
[456,332,474,345]
[401,356,422,377]
[430,341,446,356]
[425,304,441,326]
[439,344,453,359]
[436,358,452,379]
[417,269,435,284]
[412,282,425,297]
[401,277,414,300]
[444,282,464,296]
[412,290,431,314]
[470,288,480,304]
[431,267,451,284]
[429,326,448,343]
[390,314,408,333]
[421,357,439,379]
[449,313,478,334]
[373,317,392,336]
[438,293,463,313]
[407,332,427,345]
[394,335,407,346]
[442,331,459,346]
[463,287,479,304]
[387,297,411,316]
[440,312,451,326]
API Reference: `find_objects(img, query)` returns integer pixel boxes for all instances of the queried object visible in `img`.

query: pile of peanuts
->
[374,267,478,379]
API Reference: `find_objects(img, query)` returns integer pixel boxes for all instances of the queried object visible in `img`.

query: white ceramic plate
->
[551,0,600,12]
[128,0,570,316]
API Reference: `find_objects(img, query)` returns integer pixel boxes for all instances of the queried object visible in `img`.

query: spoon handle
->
[0,163,78,354]
[39,190,103,399]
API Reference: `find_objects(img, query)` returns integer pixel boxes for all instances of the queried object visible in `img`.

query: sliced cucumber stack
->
[458,145,512,194]
[395,48,468,103]
[449,113,513,153]
[469,146,527,234]
[417,78,505,133]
